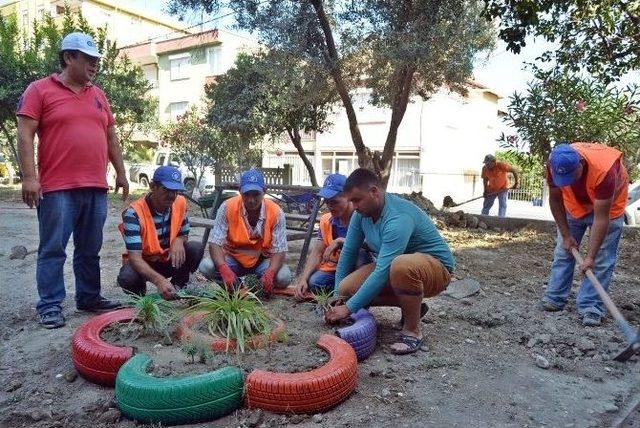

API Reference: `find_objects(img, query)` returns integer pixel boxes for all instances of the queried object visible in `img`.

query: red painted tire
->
[176,312,285,352]
[71,308,136,386]
[271,286,315,301]
[245,334,358,414]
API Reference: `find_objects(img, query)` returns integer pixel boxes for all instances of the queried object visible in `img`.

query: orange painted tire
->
[245,334,357,414]
[271,286,315,301]
[71,308,136,386]
[176,312,285,352]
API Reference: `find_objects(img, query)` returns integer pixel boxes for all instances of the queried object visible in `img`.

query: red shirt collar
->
[50,73,94,90]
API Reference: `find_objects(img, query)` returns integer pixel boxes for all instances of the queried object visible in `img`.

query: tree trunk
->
[0,119,20,175]
[309,0,373,169]
[287,128,319,187]
[373,65,416,188]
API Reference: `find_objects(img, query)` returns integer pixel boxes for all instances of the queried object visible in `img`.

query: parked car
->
[624,180,640,226]
[129,149,215,195]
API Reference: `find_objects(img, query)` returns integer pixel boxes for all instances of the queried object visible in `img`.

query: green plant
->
[183,283,273,354]
[242,274,262,296]
[180,338,212,364]
[314,288,334,313]
[181,341,198,364]
[125,293,175,337]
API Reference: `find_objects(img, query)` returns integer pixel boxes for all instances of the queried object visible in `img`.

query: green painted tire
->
[115,353,244,425]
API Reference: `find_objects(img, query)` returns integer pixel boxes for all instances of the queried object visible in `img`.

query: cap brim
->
[77,48,102,58]
[160,180,185,191]
[552,172,578,187]
[318,188,340,199]
[240,184,264,194]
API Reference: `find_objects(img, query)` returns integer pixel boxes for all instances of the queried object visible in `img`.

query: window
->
[169,53,191,81]
[37,7,45,19]
[207,46,222,75]
[55,5,65,15]
[155,153,166,166]
[142,64,158,88]
[169,102,189,121]
[168,154,181,167]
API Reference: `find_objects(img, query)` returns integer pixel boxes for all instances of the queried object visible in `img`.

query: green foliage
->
[181,341,198,364]
[501,70,640,176]
[169,0,495,184]
[207,51,337,186]
[482,0,640,81]
[183,283,273,354]
[160,107,255,188]
[125,293,176,336]
[0,8,155,169]
[313,288,333,312]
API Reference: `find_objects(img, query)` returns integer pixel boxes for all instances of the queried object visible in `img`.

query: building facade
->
[0,0,189,47]
[263,82,503,203]
[120,29,257,126]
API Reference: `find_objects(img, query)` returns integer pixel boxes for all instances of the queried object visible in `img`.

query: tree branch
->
[288,127,319,186]
[309,0,370,168]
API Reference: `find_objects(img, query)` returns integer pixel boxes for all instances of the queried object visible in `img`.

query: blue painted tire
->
[335,309,377,361]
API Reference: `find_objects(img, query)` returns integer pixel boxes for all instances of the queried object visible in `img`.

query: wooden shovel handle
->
[570,248,627,324]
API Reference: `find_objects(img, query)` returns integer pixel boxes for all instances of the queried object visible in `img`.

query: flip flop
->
[390,334,424,355]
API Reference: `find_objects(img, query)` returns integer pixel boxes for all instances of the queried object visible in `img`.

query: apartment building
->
[120,28,258,125]
[0,0,189,47]
[263,82,503,202]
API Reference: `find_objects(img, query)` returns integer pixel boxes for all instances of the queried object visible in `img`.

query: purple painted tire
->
[335,309,377,361]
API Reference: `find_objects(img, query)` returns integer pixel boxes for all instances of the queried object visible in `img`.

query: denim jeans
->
[308,248,373,293]
[481,190,508,217]
[199,255,292,287]
[308,270,336,293]
[36,188,108,315]
[543,213,624,316]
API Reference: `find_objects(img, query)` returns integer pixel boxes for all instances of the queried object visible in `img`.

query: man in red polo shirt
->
[16,32,129,329]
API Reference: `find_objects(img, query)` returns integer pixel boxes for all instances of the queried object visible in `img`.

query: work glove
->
[260,269,276,299]
[218,263,238,292]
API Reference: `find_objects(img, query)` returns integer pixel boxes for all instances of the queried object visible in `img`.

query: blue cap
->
[153,166,185,191]
[240,168,265,194]
[549,144,582,187]
[318,173,347,199]
[60,32,102,58]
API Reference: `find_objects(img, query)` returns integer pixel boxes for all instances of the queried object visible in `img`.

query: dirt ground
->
[0,188,639,428]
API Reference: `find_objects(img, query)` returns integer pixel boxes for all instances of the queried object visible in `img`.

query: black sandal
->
[390,334,424,355]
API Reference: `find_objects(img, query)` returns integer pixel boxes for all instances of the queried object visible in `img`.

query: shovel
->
[572,248,640,362]
[442,190,503,209]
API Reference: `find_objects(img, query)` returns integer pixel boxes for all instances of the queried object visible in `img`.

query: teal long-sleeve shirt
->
[334,193,455,313]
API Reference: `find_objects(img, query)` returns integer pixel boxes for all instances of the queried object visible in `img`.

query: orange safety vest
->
[561,143,629,219]
[224,195,281,268]
[317,213,340,272]
[119,195,187,263]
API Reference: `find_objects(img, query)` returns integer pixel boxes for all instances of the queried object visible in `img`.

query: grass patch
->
[421,356,461,370]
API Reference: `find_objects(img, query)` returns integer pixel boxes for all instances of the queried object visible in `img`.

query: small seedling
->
[314,288,334,313]
[181,341,198,364]
[125,293,176,337]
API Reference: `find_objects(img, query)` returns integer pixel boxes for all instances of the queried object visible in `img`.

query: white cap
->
[60,32,102,58]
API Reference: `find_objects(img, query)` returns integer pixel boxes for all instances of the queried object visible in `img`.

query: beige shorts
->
[338,253,451,298]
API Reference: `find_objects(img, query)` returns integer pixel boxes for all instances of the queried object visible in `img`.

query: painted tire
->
[115,353,244,424]
[335,309,377,361]
[176,312,285,352]
[71,308,136,386]
[245,334,357,414]
[271,286,315,301]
